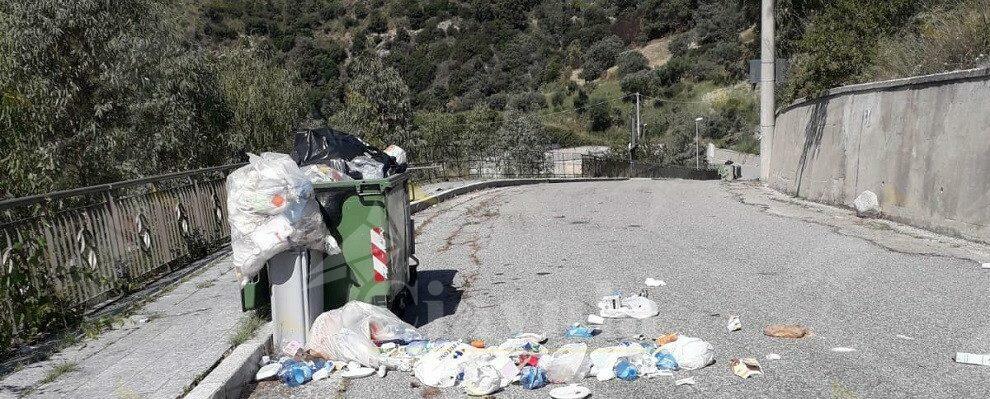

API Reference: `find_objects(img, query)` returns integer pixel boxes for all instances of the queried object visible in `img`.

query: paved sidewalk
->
[0,251,244,399]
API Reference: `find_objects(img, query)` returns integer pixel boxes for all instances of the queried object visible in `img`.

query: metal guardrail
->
[1,163,245,316]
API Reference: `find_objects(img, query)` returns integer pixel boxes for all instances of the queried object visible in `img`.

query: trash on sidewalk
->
[954,352,990,366]
[895,334,915,341]
[548,384,591,399]
[644,278,666,287]
[226,152,335,285]
[307,301,423,367]
[853,190,880,217]
[726,315,742,332]
[765,353,782,360]
[730,357,763,378]
[982,262,990,269]
[598,294,659,319]
[412,342,469,388]
[658,335,715,370]
[764,324,810,338]
[469,339,486,348]
[278,359,315,387]
[586,314,605,325]
[675,376,697,386]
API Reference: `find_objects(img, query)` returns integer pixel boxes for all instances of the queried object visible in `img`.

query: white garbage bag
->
[539,343,589,383]
[306,301,423,368]
[226,152,334,285]
[659,335,715,370]
[384,145,407,165]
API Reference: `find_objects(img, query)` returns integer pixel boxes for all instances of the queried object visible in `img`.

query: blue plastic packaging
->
[519,366,548,390]
[654,352,679,371]
[564,325,596,339]
[278,360,314,387]
[614,360,639,381]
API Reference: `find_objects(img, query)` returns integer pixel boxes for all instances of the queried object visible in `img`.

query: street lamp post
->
[694,117,703,169]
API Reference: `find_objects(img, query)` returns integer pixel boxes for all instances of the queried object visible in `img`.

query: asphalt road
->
[248,179,990,398]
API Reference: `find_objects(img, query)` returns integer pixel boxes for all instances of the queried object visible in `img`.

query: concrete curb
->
[185,177,625,398]
[410,177,627,213]
[184,323,272,399]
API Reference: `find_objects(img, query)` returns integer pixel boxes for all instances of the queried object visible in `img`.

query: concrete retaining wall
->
[767,66,990,243]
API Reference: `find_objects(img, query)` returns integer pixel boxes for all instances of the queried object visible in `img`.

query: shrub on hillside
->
[616,51,649,77]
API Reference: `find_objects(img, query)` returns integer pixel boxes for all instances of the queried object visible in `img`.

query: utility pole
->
[694,117,703,169]
[759,0,775,180]
[635,92,641,146]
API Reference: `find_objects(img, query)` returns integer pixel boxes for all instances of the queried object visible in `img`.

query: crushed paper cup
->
[730,357,763,378]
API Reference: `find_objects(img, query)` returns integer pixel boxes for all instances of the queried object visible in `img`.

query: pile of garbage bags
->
[225,128,407,285]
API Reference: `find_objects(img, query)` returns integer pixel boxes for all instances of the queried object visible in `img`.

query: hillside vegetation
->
[2,0,989,198]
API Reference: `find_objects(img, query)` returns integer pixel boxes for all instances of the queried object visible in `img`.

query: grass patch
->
[228,312,265,347]
[40,361,78,385]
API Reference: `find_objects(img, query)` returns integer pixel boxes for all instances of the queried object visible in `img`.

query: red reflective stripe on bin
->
[371,227,387,282]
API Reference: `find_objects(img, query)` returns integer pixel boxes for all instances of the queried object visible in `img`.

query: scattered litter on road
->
[341,362,375,379]
[981,262,990,269]
[895,334,915,341]
[598,294,659,319]
[830,347,857,353]
[654,352,679,371]
[726,315,742,332]
[564,324,598,339]
[730,357,763,379]
[765,353,782,360]
[541,343,589,383]
[470,339,486,348]
[614,360,639,381]
[764,324,810,338]
[656,333,679,346]
[548,384,591,399]
[954,352,990,366]
[644,278,667,287]
[520,366,548,390]
[586,314,605,325]
[675,376,697,386]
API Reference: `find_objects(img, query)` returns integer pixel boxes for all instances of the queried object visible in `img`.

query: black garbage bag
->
[291,127,398,178]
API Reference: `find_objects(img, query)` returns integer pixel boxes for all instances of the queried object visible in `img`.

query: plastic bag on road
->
[539,343,589,383]
[460,353,517,396]
[227,153,333,285]
[658,335,715,370]
[307,301,423,368]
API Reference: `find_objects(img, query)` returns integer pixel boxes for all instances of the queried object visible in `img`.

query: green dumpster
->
[241,172,417,313]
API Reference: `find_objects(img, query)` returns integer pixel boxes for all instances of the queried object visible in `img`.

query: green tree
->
[0,0,229,198]
[497,110,550,176]
[331,57,415,149]
[616,51,649,77]
[581,35,625,81]
[217,40,308,156]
